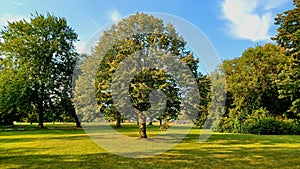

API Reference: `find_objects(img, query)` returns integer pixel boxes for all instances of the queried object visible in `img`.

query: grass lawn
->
[1,123,300,169]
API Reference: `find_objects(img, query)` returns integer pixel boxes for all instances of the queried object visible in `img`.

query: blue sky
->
[0,0,294,61]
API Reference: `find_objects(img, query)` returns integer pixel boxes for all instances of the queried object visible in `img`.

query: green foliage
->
[194,74,211,127]
[204,1,300,134]
[272,0,300,118]
[0,67,32,125]
[24,112,38,124]
[210,2,300,134]
[246,118,300,135]
[217,44,290,132]
[0,13,79,127]
[95,32,187,123]
[77,13,201,138]
[217,106,300,135]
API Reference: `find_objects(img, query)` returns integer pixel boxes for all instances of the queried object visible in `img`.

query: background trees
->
[0,13,79,127]
[218,44,291,133]
[1,1,300,136]
[0,68,32,125]
[189,0,300,135]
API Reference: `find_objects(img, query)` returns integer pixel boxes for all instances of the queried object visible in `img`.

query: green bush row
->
[217,117,300,135]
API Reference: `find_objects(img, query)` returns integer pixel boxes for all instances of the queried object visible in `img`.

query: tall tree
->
[272,0,300,119]
[77,13,199,138]
[0,13,79,128]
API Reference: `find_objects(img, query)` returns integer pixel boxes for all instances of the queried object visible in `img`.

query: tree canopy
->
[75,13,200,138]
[0,13,80,127]
[272,0,300,119]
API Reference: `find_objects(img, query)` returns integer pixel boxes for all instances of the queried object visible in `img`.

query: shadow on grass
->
[1,129,300,169]
[1,146,300,169]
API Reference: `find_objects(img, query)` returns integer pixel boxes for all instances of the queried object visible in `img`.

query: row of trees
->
[209,0,300,134]
[1,0,300,136]
[0,12,202,136]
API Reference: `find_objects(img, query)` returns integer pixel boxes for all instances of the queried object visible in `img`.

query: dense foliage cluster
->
[204,0,300,134]
[75,13,201,138]
[0,13,80,127]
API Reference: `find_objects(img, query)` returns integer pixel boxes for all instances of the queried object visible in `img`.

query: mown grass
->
[1,122,300,169]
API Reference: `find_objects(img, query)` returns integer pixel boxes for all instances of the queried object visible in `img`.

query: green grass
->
[1,123,300,169]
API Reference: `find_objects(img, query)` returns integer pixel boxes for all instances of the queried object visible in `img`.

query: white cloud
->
[0,14,27,28]
[221,0,286,42]
[260,0,290,10]
[108,8,121,23]
[11,1,27,8]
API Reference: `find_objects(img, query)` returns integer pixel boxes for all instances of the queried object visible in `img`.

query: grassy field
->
[1,123,300,169]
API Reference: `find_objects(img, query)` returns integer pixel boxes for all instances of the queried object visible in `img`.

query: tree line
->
[208,0,300,134]
[1,0,300,136]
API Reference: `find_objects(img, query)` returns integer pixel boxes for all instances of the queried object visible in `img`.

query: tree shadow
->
[1,131,300,168]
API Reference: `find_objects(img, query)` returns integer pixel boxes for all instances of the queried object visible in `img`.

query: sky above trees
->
[0,0,294,59]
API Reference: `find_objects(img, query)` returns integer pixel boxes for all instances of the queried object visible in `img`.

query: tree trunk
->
[115,112,121,127]
[37,101,45,128]
[37,83,45,129]
[71,107,81,128]
[74,114,81,128]
[159,118,162,126]
[138,116,147,138]
[148,117,153,126]
[38,112,44,128]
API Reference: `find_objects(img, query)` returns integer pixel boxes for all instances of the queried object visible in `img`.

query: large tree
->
[0,13,79,128]
[77,13,200,138]
[272,0,300,119]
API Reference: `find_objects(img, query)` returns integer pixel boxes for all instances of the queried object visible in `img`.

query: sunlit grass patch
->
[1,123,300,168]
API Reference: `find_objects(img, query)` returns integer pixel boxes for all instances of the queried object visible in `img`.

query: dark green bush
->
[246,118,300,135]
[216,116,300,135]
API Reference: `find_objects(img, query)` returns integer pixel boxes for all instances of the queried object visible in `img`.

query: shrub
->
[216,107,300,135]
[246,118,300,135]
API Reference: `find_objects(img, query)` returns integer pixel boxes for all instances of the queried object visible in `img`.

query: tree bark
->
[38,112,44,128]
[37,100,45,128]
[115,112,121,127]
[74,114,81,128]
[37,82,45,129]
[138,116,147,138]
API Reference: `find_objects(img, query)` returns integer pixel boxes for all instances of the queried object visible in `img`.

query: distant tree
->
[0,13,79,128]
[73,53,101,123]
[272,0,300,119]
[194,74,211,127]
